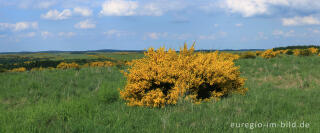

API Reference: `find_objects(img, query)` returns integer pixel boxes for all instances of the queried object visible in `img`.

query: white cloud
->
[273,29,295,37]
[100,0,138,16]
[235,23,243,27]
[307,28,320,34]
[37,1,56,9]
[41,31,53,39]
[99,0,186,16]
[221,0,288,17]
[19,32,36,38]
[73,7,92,17]
[257,32,268,40]
[58,32,75,37]
[0,22,38,31]
[103,29,134,38]
[141,3,163,16]
[199,32,227,40]
[74,19,96,29]
[282,16,320,26]
[41,9,72,20]
[144,32,168,40]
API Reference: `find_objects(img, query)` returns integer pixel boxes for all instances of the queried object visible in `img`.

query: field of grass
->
[0,53,320,132]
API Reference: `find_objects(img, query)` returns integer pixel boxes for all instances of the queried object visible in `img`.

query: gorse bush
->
[120,44,248,107]
[255,51,263,56]
[308,47,319,54]
[57,62,80,69]
[87,61,114,67]
[260,49,280,59]
[283,49,294,55]
[10,67,27,72]
[293,49,312,56]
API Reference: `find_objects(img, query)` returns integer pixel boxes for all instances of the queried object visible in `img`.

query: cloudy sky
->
[1,0,320,52]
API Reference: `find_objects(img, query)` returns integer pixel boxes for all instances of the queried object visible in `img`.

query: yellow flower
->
[10,67,26,72]
[120,43,248,107]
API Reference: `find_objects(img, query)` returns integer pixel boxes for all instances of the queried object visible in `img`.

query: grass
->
[0,54,320,132]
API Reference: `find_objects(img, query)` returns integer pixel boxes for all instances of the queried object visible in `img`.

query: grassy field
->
[0,53,320,132]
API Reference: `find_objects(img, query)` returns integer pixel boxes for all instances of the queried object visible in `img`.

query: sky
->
[1,0,320,52]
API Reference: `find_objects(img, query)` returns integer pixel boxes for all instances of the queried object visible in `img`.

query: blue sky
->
[1,0,320,52]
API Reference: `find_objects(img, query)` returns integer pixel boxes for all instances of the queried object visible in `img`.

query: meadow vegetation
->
[0,46,320,132]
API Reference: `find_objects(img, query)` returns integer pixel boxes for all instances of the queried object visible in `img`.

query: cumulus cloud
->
[99,0,187,16]
[235,23,243,27]
[41,31,53,39]
[58,32,75,37]
[144,32,168,40]
[222,0,288,17]
[100,0,138,16]
[0,22,38,31]
[73,7,93,17]
[273,29,295,37]
[282,16,320,26]
[74,19,96,29]
[37,1,56,9]
[103,29,134,38]
[257,32,268,40]
[41,9,72,20]
[19,32,36,38]
[198,32,227,40]
[220,0,320,17]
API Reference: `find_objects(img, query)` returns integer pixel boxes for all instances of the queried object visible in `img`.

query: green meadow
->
[0,52,319,132]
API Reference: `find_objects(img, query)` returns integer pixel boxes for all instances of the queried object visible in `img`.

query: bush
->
[120,44,248,107]
[283,49,294,55]
[57,62,80,69]
[255,51,263,56]
[240,52,256,59]
[260,49,280,59]
[10,67,27,72]
[308,47,319,54]
[87,61,114,67]
[293,49,312,56]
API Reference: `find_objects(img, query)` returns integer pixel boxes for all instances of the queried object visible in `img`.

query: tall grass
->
[0,55,319,132]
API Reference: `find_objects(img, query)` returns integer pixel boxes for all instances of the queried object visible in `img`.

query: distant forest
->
[273,45,320,51]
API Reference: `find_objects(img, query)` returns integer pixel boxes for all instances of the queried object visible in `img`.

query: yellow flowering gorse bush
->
[10,67,27,72]
[308,47,318,54]
[260,49,280,59]
[57,62,80,69]
[87,61,114,67]
[120,44,248,107]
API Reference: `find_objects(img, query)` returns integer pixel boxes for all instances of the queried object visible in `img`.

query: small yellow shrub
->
[255,51,263,56]
[283,49,294,55]
[57,62,80,69]
[120,44,248,107]
[293,49,312,56]
[88,61,115,67]
[216,52,240,60]
[10,67,27,72]
[260,49,279,59]
[308,47,319,54]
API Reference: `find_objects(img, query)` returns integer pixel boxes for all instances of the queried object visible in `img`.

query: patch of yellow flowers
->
[260,49,281,59]
[10,67,27,72]
[57,62,80,69]
[83,61,114,67]
[120,44,248,107]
